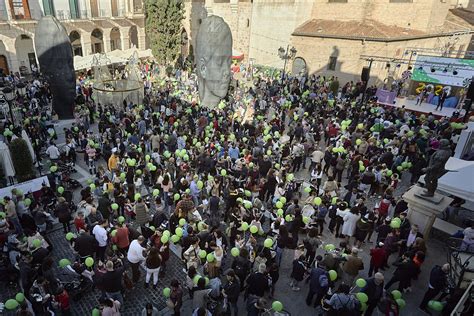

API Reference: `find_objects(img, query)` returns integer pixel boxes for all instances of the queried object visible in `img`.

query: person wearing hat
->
[369,242,386,277]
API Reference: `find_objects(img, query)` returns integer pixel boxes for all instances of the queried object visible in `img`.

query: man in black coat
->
[419,263,450,312]
[246,263,269,298]
[74,229,98,260]
[361,273,385,316]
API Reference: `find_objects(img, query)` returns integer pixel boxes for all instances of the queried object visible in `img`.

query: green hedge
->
[9,138,35,183]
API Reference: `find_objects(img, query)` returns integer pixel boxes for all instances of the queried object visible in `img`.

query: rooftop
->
[292,19,426,42]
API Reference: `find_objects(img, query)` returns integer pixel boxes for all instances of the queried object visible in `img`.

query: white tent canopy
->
[0,141,15,178]
[74,48,153,71]
[419,157,474,203]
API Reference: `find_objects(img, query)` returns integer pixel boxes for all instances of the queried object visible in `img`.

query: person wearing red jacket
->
[369,242,386,277]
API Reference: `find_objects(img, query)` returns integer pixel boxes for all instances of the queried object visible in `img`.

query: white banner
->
[0,176,50,198]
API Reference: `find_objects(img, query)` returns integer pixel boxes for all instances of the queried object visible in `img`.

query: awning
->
[419,157,474,203]
[232,49,244,60]
[73,48,153,71]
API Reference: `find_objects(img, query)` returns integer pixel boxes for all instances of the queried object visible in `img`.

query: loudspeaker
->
[361,67,370,82]
[467,79,474,100]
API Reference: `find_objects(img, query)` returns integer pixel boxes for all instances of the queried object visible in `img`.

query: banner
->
[375,89,397,104]
[412,55,473,87]
[0,176,50,199]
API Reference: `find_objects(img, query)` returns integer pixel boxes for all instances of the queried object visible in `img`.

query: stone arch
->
[69,30,83,56]
[110,27,121,51]
[91,28,104,54]
[129,25,138,49]
[14,34,35,76]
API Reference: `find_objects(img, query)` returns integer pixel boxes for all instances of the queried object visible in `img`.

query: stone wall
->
[290,33,472,85]
[310,0,451,33]
[248,0,313,66]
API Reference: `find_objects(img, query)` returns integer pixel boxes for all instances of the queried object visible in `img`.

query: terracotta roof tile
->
[292,19,426,41]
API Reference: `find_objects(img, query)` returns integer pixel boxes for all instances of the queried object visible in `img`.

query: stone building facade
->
[0,0,146,75]
[181,0,473,84]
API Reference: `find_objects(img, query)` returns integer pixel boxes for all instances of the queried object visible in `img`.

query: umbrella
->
[21,130,36,163]
[0,141,15,177]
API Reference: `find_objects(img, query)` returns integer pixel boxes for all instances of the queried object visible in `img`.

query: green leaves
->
[145,0,185,65]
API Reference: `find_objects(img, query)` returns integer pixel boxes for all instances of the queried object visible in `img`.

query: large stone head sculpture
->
[196,16,232,108]
[34,16,76,119]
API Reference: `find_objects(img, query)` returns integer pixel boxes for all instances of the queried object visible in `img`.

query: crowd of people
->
[0,62,473,316]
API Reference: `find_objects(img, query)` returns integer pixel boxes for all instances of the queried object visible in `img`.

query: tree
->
[9,138,35,183]
[145,0,185,66]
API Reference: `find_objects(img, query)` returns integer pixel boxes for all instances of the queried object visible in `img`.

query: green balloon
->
[357,292,369,303]
[314,197,322,206]
[324,244,335,251]
[111,203,119,210]
[396,298,406,309]
[174,193,180,201]
[161,235,169,244]
[356,278,367,288]
[163,287,171,298]
[231,247,240,257]
[57,186,64,194]
[33,239,41,248]
[85,257,94,267]
[206,253,215,262]
[275,201,283,209]
[171,234,180,243]
[153,189,160,196]
[391,290,402,300]
[5,298,19,310]
[279,197,287,204]
[118,216,125,223]
[15,292,25,303]
[241,222,249,231]
[59,258,71,268]
[175,227,183,237]
[264,238,273,248]
[250,225,258,234]
[66,232,75,241]
[272,301,283,312]
[329,270,337,281]
[24,198,31,206]
[92,308,100,316]
[134,193,141,201]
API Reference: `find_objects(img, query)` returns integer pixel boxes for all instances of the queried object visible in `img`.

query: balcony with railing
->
[56,10,71,21]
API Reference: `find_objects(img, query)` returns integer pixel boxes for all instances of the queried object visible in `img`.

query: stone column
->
[402,185,453,238]
[120,27,130,50]
[80,32,92,56]
[102,29,112,53]
[137,27,146,50]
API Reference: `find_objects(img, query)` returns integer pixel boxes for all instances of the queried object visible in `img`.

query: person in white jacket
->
[127,235,146,283]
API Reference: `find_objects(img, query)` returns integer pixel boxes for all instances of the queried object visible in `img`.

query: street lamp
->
[277,45,297,82]
[2,86,15,125]
[16,82,26,97]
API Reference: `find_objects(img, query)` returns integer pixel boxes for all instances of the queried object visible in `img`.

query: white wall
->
[53,0,72,19]
[99,0,112,16]
[0,0,8,20]
[15,36,35,70]
[248,0,313,67]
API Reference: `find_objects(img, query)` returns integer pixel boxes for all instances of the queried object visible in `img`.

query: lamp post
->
[278,45,297,82]
[2,86,15,125]
[2,82,26,126]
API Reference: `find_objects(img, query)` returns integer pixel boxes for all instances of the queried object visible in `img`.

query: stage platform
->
[378,97,464,118]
